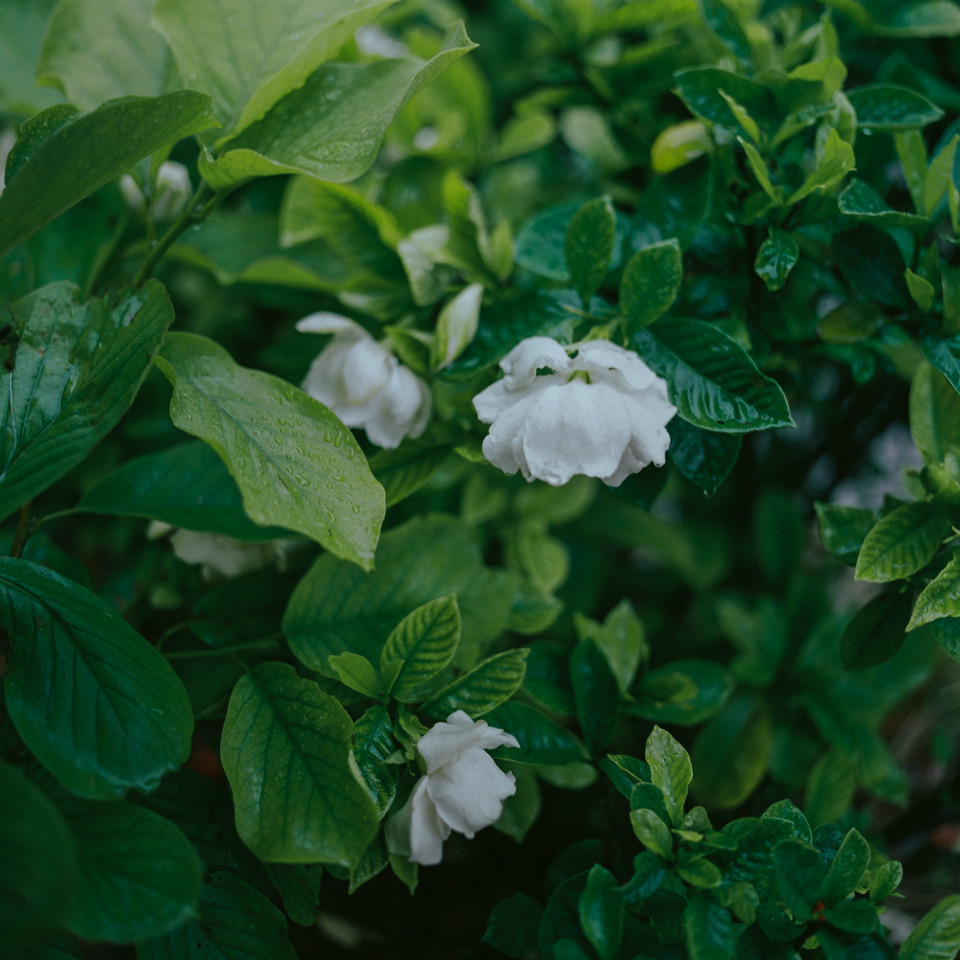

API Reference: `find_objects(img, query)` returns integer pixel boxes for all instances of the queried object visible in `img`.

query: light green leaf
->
[787,128,855,204]
[579,865,623,960]
[1,559,193,799]
[621,240,683,334]
[220,662,379,866]
[565,196,616,307]
[381,595,461,702]
[0,281,172,523]
[874,2,960,38]
[924,135,959,215]
[908,553,960,630]
[155,332,383,570]
[907,268,937,313]
[684,894,735,960]
[152,0,396,143]
[870,861,903,902]
[0,0,61,116]
[353,705,400,819]
[911,362,960,466]
[754,227,799,292]
[574,601,646,695]
[630,808,674,860]
[432,283,483,371]
[0,92,216,256]
[423,649,529,720]
[328,653,381,699]
[740,138,782,202]
[854,501,948,582]
[846,84,945,131]
[59,798,202,942]
[0,762,77,954]
[37,0,169,112]
[897,130,929,213]
[646,726,693,826]
[198,25,477,187]
[651,121,712,175]
[635,318,794,433]
[805,751,856,828]
[900,895,960,960]
[823,828,870,905]
[495,765,541,843]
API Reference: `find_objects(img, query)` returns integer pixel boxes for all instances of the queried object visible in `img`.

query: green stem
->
[162,635,283,661]
[10,502,31,559]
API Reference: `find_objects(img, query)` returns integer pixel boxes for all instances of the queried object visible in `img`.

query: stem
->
[10,502,31,559]
[162,635,283,661]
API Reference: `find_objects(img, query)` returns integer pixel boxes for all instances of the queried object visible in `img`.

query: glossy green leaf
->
[0,0,61,116]
[37,0,168,112]
[0,762,77,954]
[328,653,381,699]
[673,68,776,133]
[646,725,692,826]
[263,864,323,927]
[911,362,960,466]
[870,861,904,902]
[854,501,948,582]
[156,332,383,570]
[579,865,623,960]
[840,588,913,667]
[2,559,191,799]
[381,595,461,701]
[570,640,620,755]
[787,128,856,204]
[635,318,794,433]
[0,281,173,523]
[565,196,616,307]
[699,0,751,62]
[483,893,543,958]
[823,828,870,904]
[630,659,734,726]
[740,137,781,201]
[285,515,514,674]
[669,420,741,495]
[685,894,736,960]
[137,871,298,960]
[59,798,202,942]
[353,705,400,819]
[874,2,960,38]
[199,26,476,187]
[907,269,937,313]
[846,84,945,131]
[423,648,529,719]
[495,765,541,842]
[805,750,856,829]
[815,503,877,565]
[621,240,683,334]
[908,553,960,629]
[630,808,674,859]
[220,662,379,866]
[900,895,960,960]
[487,701,587,766]
[774,840,826,917]
[0,92,216,256]
[574,601,646,695]
[754,228,799,292]
[838,178,931,228]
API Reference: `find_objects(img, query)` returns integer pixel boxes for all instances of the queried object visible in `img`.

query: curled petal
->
[385,777,450,866]
[573,340,660,391]
[295,312,367,337]
[425,748,517,837]
[339,337,395,405]
[479,387,546,479]
[499,336,571,390]
[418,712,520,773]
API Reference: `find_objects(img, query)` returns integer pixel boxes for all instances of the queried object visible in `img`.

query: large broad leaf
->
[0,281,173,522]
[0,92,216,256]
[899,895,960,960]
[1,559,193,799]
[77,441,290,541]
[220,662,379,866]
[36,0,169,112]
[0,762,78,955]
[621,240,683,334]
[58,797,202,943]
[634,318,794,433]
[284,514,516,675]
[155,332,384,570]
[137,871,298,960]
[422,649,529,720]
[565,196,616,306]
[838,179,931,229]
[854,501,948,582]
[199,26,477,188]
[0,0,61,116]
[152,0,395,143]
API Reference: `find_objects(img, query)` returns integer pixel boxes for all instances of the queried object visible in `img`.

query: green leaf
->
[932,617,960,661]
[630,808,674,860]
[579,866,623,960]
[908,553,960,629]
[570,640,620,755]
[678,857,724,889]
[900,895,960,960]
[152,0,396,143]
[328,653,381,699]
[36,0,168,112]
[483,893,543,958]
[220,662,379,867]
[924,136,960,215]
[838,178,931,228]
[669,420,741,495]
[673,68,776,133]
[137,871,298,960]
[854,502,948,582]
[630,659,734,726]
[907,268,937,313]
[565,196,616,307]
[645,726,693,826]
[0,762,78,954]
[1,559,192,799]
[0,0,61,116]
[432,283,483,371]
[840,588,914,667]
[740,137,782,202]
[870,861,904,902]
[0,92,216,256]
[574,601,646,695]
[495,765,541,842]
[263,863,323,927]
[846,84,945,131]
[875,2,960,38]
[621,240,683,334]
[684,894,736,960]
[699,0,752,62]
[787,128,856,205]
[0,281,173,523]
[77,442,289,541]
[284,515,515,674]
[199,26,476,187]
[924,335,960,396]
[381,595,461,702]
[823,829,871,905]
[487,701,587,766]
[353,705,400,819]
[58,798,202,942]
[815,503,877,565]
[635,318,794,433]
[774,840,826,917]
[911,362,960,466]
[754,228,799,292]
[423,649,529,719]
[155,332,383,571]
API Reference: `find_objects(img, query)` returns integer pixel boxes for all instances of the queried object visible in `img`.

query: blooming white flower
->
[385,710,520,866]
[472,336,676,487]
[119,161,192,221]
[296,313,431,449]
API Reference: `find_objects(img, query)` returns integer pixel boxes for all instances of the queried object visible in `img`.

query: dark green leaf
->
[579,865,623,960]
[630,659,734,726]
[635,318,794,433]
[684,894,736,960]
[483,893,543,958]
[629,808,674,860]
[0,92,216,256]
[570,640,620,755]
[495,764,541,842]
[369,433,455,507]
[815,503,877,565]
[909,553,960,629]
[805,750,856,829]
[911,362,960,466]
[220,662,379,867]
[565,196,616,306]
[669,420,741,495]
[923,335,960,397]
[855,502,948,582]
[382,595,461,702]
[841,588,913,667]
[156,332,384,571]
[870,861,904,902]
[824,899,880,935]
[2,559,192,798]
[839,179,931,228]
[263,863,323,927]
[823,828,871,904]
[699,0,751,62]
[846,84,945,131]
[621,240,683,334]
[834,226,910,310]
[754,228,799,292]
[932,617,960,660]
[673,68,776,133]
[423,648,529,719]
[900,895,960,960]
[774,840,826,917]
[487,701,587,766]
[353,705,400,819]
[540,873,592,960]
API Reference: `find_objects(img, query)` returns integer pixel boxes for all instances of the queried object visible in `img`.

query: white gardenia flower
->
[119,161,192,221]
[472,336,677,487]
[297,312,431,449]
[385,710,520,866]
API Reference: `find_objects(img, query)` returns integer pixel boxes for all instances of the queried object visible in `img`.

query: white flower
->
[297,313,431,449]
[119,161,191,221]
[0,127,16,196]
[472,336,676,487]
[385,710,520,866]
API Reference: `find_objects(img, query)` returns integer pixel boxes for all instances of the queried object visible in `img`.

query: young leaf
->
[565,196,616,307]
[1,559,193,799]
[381,595,462,702]
[432,283,483,371]
[870,861,904,902]
[220,662,379,867]
[155,332,384,571]
[645,726,693,826]
[854,502,948,582]
[846,84,945,131]
[579,865,624,960]
[908,553,960,630]
[629,808,674,860]
[787,128,855,205]
[353,704,400,818]
[422,649,529,719]
[620,240,683,334]
[754,228,799,292]
[815,503,877,565]
[328,653,382,699]
[823,829,871,905]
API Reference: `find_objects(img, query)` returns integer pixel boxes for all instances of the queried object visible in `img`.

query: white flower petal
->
[295,313,367,337]
[574,340,659,391]
[480,387,546,478]
[339,337,394,404]
[499,336,571,390]
[417,714,519,773]
[385,777,450,866]
[426,748,517,837]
